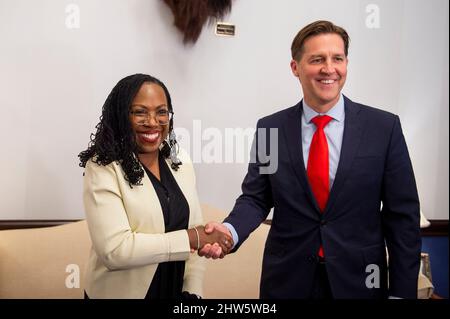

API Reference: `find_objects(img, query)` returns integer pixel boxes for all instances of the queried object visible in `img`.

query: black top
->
[143,153,190,299]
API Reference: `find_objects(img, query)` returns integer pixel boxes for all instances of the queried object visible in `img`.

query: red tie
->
[307,115,332,258]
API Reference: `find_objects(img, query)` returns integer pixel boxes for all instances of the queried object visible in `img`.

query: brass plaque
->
[215,22,235,37]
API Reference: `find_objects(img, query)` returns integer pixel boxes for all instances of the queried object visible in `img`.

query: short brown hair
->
[291,20,350,61]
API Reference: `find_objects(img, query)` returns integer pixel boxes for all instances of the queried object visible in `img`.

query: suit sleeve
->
[83,160,191,271]
[224,120,274,250]
[381,116,421,298]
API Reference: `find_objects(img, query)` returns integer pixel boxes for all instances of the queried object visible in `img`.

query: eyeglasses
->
[129,108,173,126]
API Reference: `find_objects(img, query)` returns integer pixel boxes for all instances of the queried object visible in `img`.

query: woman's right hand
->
[187,225,233,254]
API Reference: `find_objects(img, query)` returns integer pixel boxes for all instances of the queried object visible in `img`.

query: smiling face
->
[129,82,170,156]
[290,33,348,113]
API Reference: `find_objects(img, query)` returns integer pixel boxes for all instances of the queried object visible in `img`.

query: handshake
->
[187,223,233,259]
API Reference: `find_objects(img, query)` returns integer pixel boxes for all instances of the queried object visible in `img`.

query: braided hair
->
[78,74,181,186]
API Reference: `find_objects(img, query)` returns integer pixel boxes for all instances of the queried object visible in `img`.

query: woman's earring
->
[169,130,181,166]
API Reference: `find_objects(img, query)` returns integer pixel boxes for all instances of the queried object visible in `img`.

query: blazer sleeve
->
[381,116,421,298]
[178,149,206,296]
[83,160,191,271]
[224,119,274,250]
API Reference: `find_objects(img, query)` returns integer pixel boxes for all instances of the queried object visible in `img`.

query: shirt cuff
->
[223,222,239,249]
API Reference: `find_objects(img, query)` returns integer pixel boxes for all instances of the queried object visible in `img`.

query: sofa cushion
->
[0,220,90,298]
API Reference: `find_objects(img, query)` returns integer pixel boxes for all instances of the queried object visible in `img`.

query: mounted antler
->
[163,0,232,44]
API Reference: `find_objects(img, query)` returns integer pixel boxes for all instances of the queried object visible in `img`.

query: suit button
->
[320,220,327,226]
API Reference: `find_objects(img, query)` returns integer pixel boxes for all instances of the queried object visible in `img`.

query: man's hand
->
[198,222,232,259]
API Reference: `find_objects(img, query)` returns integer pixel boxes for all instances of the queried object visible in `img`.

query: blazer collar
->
[283,101,321,217]
[325,95,364,215]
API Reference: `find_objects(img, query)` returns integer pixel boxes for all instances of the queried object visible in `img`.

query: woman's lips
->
[138,132,160,144]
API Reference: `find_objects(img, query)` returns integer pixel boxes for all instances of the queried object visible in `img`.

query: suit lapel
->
[283,101,321,213]
[325,96,364,215]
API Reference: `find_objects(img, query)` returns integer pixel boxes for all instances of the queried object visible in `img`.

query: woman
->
[79,74,232,299]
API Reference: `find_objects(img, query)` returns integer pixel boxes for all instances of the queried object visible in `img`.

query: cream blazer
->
[82,149,205,298]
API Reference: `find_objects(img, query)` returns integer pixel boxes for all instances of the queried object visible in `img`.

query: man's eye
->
[311,59,322,64]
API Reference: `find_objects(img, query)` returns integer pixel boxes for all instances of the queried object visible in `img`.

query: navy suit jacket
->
[224,96,421,299]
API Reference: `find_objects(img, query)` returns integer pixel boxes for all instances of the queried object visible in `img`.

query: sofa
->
[0,219,91,298]
[0,204,432,298]
[0,204,269,298]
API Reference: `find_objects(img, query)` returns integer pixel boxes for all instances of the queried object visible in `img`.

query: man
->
[201,20,421,299]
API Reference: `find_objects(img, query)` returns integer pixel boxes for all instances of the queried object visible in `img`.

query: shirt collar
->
[303,94,345,124]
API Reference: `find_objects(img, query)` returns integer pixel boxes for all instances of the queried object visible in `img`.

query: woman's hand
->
[187,225,233,255]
